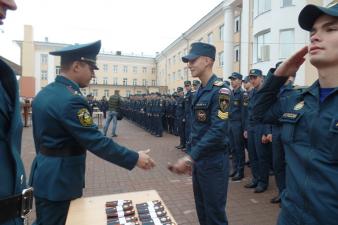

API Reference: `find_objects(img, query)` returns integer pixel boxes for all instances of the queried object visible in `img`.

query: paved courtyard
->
[21,118,280,225]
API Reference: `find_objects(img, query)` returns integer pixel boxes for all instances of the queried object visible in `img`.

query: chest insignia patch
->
[77,108,93,126]
[218,110,228,120]
[234,100,239,106]
[282,112,298,120]
[196,110,207,122]
[293,101,304,111]
[219,88,231,112]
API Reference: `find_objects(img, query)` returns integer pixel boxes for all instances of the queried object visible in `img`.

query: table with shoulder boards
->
[66,190,177,225]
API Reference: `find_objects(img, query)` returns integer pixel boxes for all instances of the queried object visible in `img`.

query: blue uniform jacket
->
[253,71,338,225]
[0,59,26,225]
[229,88,244,122]
[188,75,229,161]
[29,76,139,201]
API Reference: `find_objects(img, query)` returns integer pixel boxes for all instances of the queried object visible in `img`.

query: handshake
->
[136,150,193,175]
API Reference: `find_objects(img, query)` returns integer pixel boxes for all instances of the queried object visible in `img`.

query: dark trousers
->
[272,126,286,194]
[254,125,271,189]
[179,121,186,146]
[247,129,259,184]
[229,121,245,175]
[33,197,70,225]
[192,153,229,225]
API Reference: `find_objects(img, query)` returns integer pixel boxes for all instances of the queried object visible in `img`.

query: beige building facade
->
[16,0,327,98]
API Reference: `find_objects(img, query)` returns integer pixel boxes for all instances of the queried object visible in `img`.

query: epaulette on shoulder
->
[213,80,224,87]
[293,85,308,92]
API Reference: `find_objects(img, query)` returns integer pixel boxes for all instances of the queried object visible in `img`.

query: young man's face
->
[0,0,17,25]
[230,78,241,89]
[249,75,262,88]
[187,56,211,78]
[309,15,338,68]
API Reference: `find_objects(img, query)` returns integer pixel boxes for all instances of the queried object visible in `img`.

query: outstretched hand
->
[137,149,155,170]
[168,156,193,176]
[275,46,308,77]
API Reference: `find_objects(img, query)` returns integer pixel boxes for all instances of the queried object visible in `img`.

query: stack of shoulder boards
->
[106,200,139,225]
[136,200,176,225]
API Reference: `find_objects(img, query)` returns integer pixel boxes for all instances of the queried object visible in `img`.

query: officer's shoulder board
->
[213,80,224,87]
[293,85,308,92]
[67,85,82,96]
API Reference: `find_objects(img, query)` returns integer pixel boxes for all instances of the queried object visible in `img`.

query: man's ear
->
[72,61,82,72]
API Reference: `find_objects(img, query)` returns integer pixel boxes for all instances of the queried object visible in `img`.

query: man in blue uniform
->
[228,72,245,181]
[175,87,185,149]
[253,3,338,225]
[169,42,230,225]
[184,80,193,152]
[0,1,33,225]
[29,41,155,225]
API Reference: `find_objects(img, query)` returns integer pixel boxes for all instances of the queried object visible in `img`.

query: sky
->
[0,0,223,64]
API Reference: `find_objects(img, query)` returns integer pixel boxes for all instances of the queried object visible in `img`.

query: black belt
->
[0,187,33,223]
[40,146,86,157]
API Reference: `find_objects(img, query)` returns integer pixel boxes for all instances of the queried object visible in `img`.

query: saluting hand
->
[275,46,308,78]
[137,149,155,170]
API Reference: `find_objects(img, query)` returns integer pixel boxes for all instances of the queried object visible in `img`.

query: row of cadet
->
[119,80,201,140]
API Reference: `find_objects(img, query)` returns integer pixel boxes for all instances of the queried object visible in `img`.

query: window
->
[91,78,98,84]
[168,58,171,67]
[126,90,131,97]
[168,74,171,82]
[142,79,147,86]
[254,0,271,17]
[279,29,294,59]
[41,70,48,80]
[178,52,181,61]
[123,65,128,73]
[281,0,293,7]
[219,25,224,40]
[104,89,109,98]
[207,32,214,44]
[40,54,48,64]
[55,66,61,76]
[173,55,176,64]
[103,77,108,85]
[133,66,137,73]
[123,78,128,86]
[218,51,224,67]
[136,91,142,95]
[113,65,118,73]
[254,30,271,62]
[172,72,175,81]
[184,67,188,78]
[234,46,240,62]
[92,89,98,97]
[81,88,87,96]
[133,79,137,86]
[103,64,108,72]
[151,80,156,86]
[142,67,147,73]
[113,77,118,85]
[178,69,183,80]
[234,16,240,33]
[151,68,156,74]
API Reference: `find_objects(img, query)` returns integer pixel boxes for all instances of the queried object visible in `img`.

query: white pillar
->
[223,5,234,80]
[240,0,250,76]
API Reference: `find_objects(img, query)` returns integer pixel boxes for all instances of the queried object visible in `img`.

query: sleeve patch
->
[217,110,228,120]
[77,108,93,126]
[219,88,230,112]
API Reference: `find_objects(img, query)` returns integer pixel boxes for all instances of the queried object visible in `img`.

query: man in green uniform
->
[30,41,155,225]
